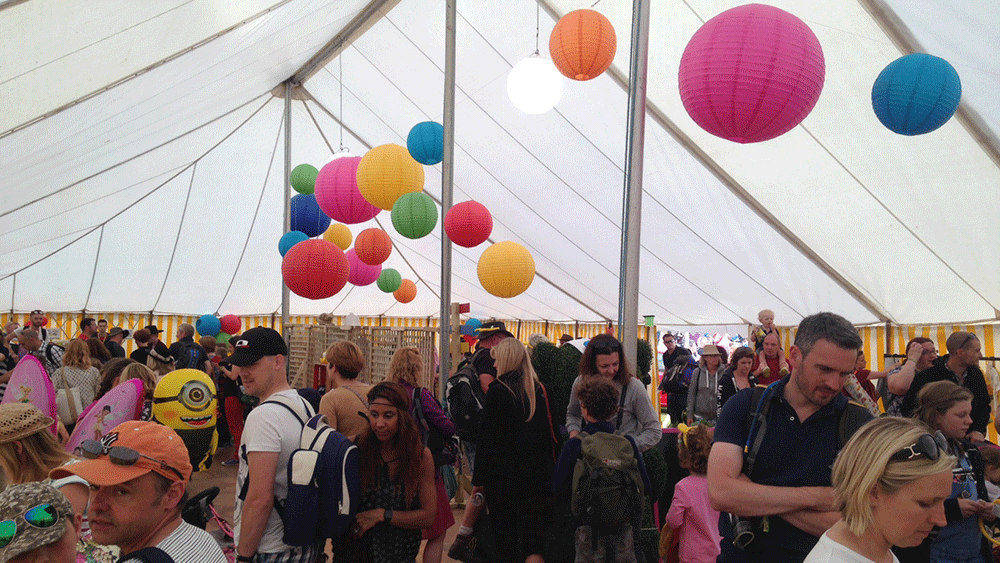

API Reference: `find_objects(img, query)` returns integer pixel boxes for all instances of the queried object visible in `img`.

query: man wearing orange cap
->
[49,421,226,563]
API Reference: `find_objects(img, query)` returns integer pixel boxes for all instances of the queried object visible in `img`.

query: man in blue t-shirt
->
[708,312,873,563]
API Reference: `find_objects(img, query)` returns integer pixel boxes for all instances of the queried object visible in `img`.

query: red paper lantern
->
[394,279,417,304]
[549,9,617,81]
[219,314,241,335]
[314,157,380,224]
[354,228,393,266]
[678,4,825,143]
[444,201,493,248]
[281,239,350,300]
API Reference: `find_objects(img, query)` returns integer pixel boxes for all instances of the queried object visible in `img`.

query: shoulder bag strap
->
[540,383,558,461]
[117,546,175,563]
[744,383,779,477]
[615,379,628,429]
[59,368,79,421]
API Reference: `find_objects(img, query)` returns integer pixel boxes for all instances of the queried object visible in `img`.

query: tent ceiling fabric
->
[1,0,997,326]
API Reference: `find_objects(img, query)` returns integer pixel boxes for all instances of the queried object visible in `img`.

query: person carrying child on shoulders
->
[553,378,652,563]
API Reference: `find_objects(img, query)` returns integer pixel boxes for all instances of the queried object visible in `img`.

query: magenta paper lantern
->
[678,4,825,143]
[346,248,382,286]
[444,201,493,248]
[314,157,381,224]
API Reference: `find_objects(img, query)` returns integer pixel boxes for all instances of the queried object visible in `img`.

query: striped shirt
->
[120,521,227,563]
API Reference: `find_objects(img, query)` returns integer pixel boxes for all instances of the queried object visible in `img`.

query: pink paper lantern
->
[314,157,380,224]
[678,4,825,143]
[444,201,493,248]
[346,248,382,286]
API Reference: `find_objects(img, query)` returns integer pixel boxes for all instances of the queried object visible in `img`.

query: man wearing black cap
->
[471,320,514,394]
[229,327,318,563]
[144,325,175,376]
[104,327,129,359]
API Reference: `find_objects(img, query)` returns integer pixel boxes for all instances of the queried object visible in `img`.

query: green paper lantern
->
[215,332,232,345]
[391,192,438,239]
[377,268,403,293]
[290,163,319,195]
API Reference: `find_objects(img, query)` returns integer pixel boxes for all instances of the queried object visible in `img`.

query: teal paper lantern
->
[391,192,438,239]
[406,121,444,165]
[196,314,221,337]
[872,53,961,136]
[279,230,309,257]
[377,268,402,293]
[290,164,319,195]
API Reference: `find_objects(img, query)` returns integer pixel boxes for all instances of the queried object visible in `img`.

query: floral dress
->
[332,462,421,563]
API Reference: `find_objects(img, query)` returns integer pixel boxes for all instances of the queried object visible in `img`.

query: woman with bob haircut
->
[473,338,556,563]
[319,340,373,440]
[566,334,661,451]
[804,416,954,562]
[331,381,436,563]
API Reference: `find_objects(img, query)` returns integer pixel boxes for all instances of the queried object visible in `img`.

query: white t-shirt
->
[233,389,312,554]
[804,531,900,563]
[120,521,227,563]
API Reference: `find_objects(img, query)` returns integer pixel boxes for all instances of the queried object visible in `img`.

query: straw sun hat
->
[0,403,54,444]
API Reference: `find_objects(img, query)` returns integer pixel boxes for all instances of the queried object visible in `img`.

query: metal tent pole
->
[439,0,457,397]
[282,81,292,334]
[618,0,650,371]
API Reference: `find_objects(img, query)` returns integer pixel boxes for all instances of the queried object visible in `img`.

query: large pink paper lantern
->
[346,249,382,286]
[678,4,825,144]
[314,157,380,224]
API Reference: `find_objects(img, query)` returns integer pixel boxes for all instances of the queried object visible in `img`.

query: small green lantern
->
[377,268,403,293]
[391,192,438,239]
[290,163,319,195]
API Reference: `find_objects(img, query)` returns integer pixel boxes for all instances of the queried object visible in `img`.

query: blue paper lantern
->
[290,194,331,238]
[196,314,221,337]
[278,230,309,257]
[406,121,444,165]
[460,318,483,336]
[872,53,961,136]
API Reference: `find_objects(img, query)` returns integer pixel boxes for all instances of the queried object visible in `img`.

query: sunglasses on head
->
[75,440,185,482]
[591,341,622,355]
[889,431,949,462]
[0,504,62,549]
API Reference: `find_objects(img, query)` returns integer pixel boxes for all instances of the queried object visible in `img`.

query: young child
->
[750,309,779,354]
[980,443,1000,502]
[665,423,721,563]
[553,377,652,563]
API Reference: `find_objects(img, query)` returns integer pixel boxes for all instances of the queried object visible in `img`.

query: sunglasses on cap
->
[0,504,62,549]
[75,440,185,482]
[889,431,949,462]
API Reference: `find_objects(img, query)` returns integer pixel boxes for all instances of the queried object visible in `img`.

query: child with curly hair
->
[665,424,720,563]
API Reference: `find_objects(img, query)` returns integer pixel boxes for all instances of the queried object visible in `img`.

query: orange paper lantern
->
[354,228,393,265]
[394,279,417,304]
[549,9,617,81]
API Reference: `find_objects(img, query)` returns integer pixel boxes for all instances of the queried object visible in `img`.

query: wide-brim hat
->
[107,327,130,339]
[143,325,162,335]
[475,321,514,340]
[701,344,722,356]
[0,403,53,444]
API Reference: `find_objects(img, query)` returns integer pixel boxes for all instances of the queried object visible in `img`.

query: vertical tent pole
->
[618,0,651,370]
[439,0,457,398]
[282,82,292,338]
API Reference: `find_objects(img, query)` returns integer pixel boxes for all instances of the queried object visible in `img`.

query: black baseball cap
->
[229,327,288,366]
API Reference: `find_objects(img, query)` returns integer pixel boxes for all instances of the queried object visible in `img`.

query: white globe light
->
[507,55,564,114]
[325,151,356,164]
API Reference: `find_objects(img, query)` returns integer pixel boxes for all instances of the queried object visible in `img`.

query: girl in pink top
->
[665,424,721,563]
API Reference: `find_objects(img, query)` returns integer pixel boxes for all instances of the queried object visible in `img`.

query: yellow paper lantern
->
[477,241,535,298]
[356,144,425,210]
[322,223,353,250]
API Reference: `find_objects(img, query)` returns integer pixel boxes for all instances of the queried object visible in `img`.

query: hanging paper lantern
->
[394,279,417,304]
[460,318,483,336]
[872,53,961,135]
[219,314,241,335]
[406,121,444,165]
[354,228,393,265]
[678,4,825,143]
[314,157,380,224]
[391,192,438,239]
[356,144,425,210]
[507,55,565,114]
[445,200,492,248]
[281,239,350,300]
[377,268,402,293]
[549,9,617,81]
[278,231,309,257]
[196,315,221,337]
[322,223,353,250]
[290,164,319,195]
[290,194,331,238]
[477,241,535,298]
[346,249,382,286]
[215,332,232,345]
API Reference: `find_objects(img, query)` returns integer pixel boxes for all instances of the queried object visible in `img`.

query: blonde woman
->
[473,338,555,563]
[51,340,101,416]
[116,362,158,420]
[804,416,955,563]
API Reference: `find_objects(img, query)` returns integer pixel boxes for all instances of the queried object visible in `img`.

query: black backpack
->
[117,547,174,563]
[175,341,204,370]
[413,387,459,466]
[447,350,488,440]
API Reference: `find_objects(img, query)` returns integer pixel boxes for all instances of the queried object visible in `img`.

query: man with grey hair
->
[17,328,63,377]
[900,330,990,441]
[708,312,873,563]
[169,323,212,374]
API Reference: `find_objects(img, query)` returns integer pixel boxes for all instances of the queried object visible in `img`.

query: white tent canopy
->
[2,0,998,327]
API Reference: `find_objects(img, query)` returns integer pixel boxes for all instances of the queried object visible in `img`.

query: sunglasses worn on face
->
[0,504,61,549]
[889,431,949,462]
[75,440,185,482]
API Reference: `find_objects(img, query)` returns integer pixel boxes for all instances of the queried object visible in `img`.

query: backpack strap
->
[837,400,872,450]
[413,387,430,443]
[743,382,779,477]
[118,547,175,563]
[615,380,628,430]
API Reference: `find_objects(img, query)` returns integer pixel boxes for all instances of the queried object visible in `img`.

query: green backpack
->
[571,431,644,537]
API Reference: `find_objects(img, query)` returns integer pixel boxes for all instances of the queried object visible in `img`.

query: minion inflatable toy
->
[152,369,218,471]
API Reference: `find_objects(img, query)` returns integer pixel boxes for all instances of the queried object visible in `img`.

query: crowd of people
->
[2,310,1000,563]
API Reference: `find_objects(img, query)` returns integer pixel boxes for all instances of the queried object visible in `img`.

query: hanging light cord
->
[533,1,540,55]
[338,56,349,153]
